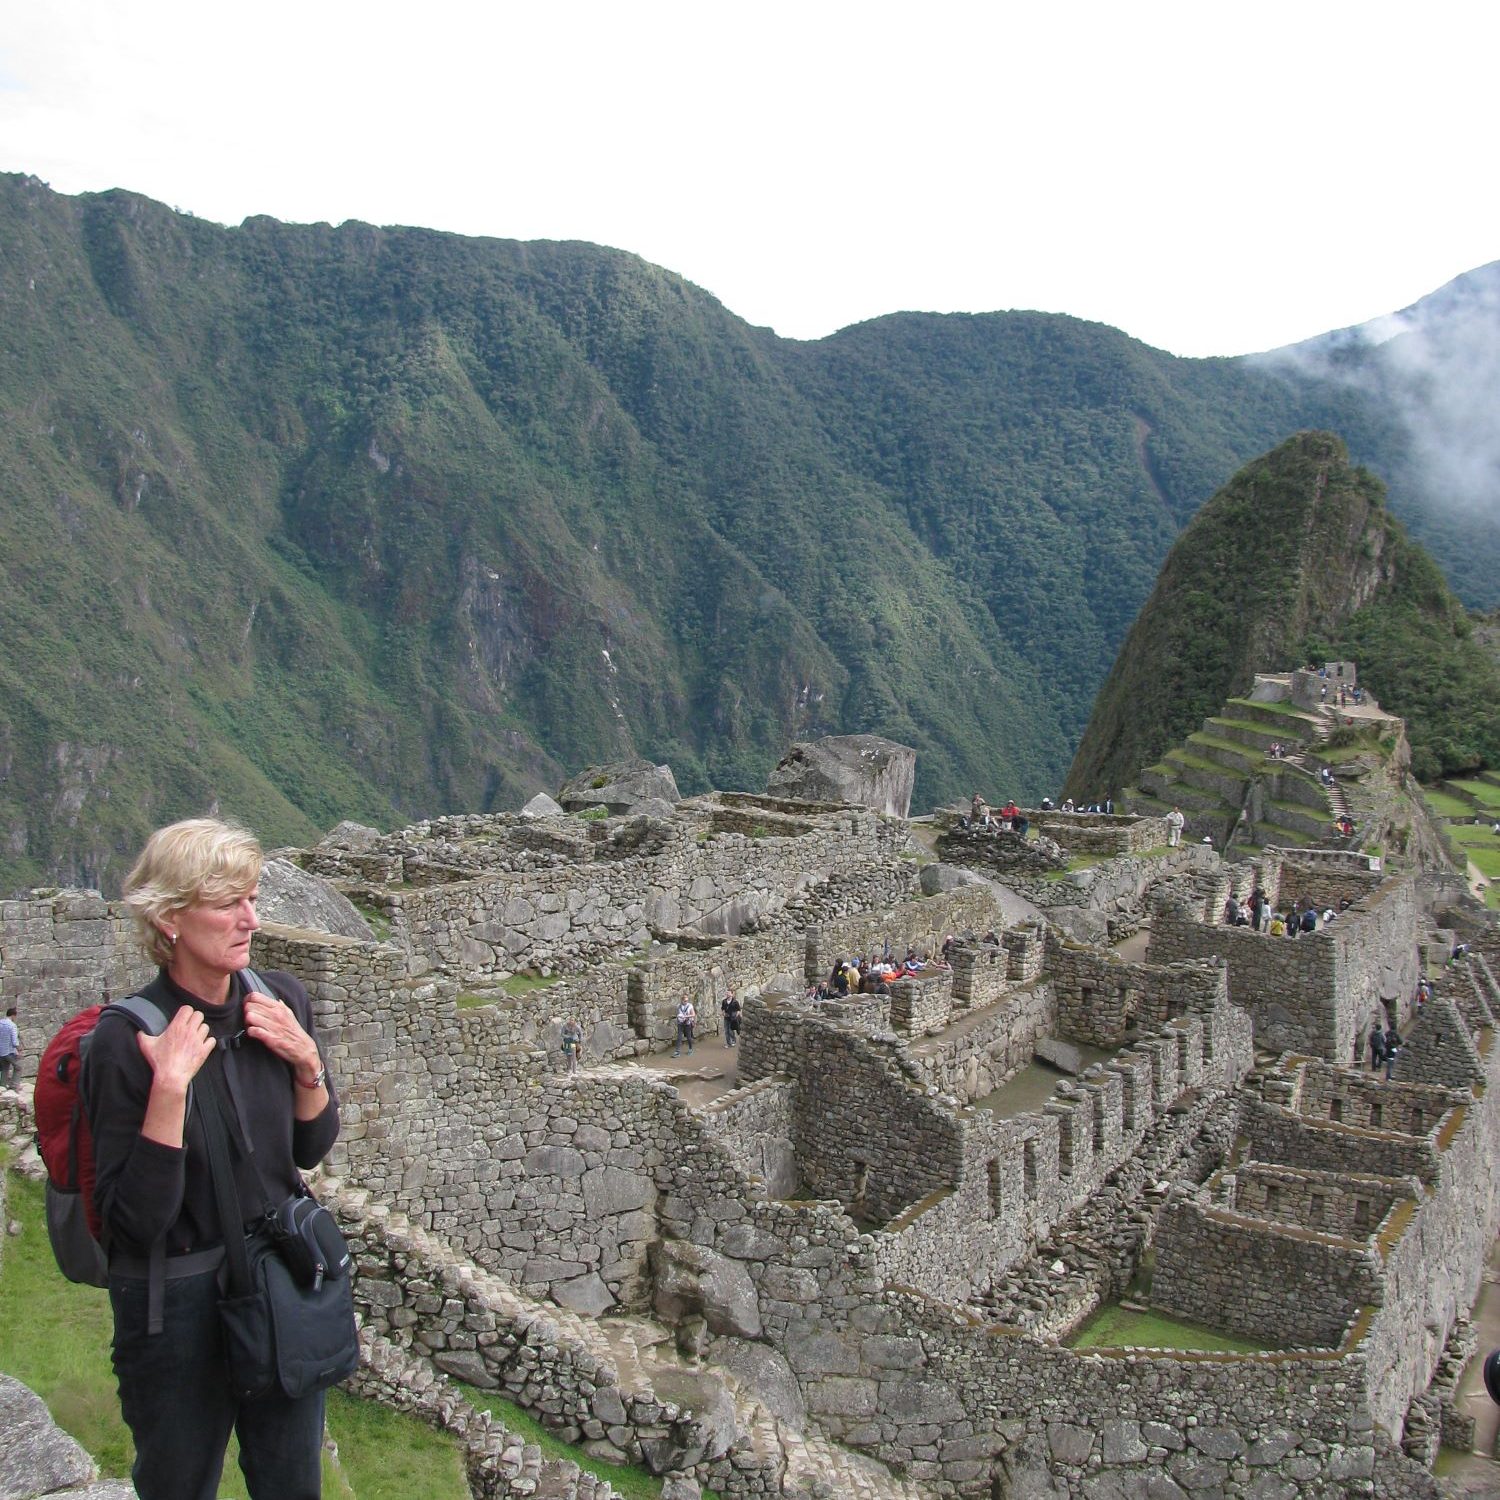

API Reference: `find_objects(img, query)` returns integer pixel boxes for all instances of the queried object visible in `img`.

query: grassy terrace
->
[1068,1303,1274,1355]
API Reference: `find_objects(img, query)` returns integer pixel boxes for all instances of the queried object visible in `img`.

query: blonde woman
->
[87,818,339,1500]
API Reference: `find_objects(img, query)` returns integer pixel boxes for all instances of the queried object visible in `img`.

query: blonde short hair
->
[122,818,263,967]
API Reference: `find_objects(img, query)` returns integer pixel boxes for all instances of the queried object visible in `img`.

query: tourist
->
[560,1016,584,1074]
[1165,806,1185,847]
[1062,798,1075,813]
[88,817,341,1500]
[1269,912,1286,937]
[1384,1023,1403,1080]
[971,792,991,828]
[674,995,696,1056]
[1416,979,1430,1010]
[721,989,741,1047]
[1369,1021,1386,1071]
[0,1005,17,1088]
[1224,895,1242,926]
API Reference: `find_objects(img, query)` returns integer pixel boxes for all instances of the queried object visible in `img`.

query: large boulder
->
[519,791,565,819]
[650,1239,761,1338]
[0,1374,99,1498]
[766,735,915,817]
[256,859,376,942]
[558,760,681,815]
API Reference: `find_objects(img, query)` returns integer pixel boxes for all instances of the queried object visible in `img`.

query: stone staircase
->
[326,1182,930,1500]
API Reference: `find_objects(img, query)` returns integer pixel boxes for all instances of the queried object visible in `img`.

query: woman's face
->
[167,887,260,981]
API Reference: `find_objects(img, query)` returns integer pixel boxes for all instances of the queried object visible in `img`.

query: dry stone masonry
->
[2,736,1498,1499]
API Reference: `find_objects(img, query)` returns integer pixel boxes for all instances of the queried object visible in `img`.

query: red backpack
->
[34,995,168,1284]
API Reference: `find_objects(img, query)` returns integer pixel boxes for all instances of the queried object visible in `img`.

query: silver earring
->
[167,931,177,945]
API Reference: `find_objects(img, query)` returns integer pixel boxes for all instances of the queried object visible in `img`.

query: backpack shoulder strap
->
[104,995,170,1036]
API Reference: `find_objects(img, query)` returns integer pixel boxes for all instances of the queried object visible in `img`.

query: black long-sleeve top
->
[84,968,340,1259]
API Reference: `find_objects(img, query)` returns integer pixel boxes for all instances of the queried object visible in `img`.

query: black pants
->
[110,1266,324,1500]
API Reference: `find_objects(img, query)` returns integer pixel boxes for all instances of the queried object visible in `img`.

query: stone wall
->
[1226,1163,1412,1238]
[1152,1194,1380,1346]
[902,979,1054,1104]
[887,977,951,1036]
[1244,1096,1442,1185]
[1296,1060,1465,1139]
[1148,872,1418,1062]
[1046,937,1229,1049]
[356,808,911,981]
[0,890,151,1077]
[1030,811,1171,855]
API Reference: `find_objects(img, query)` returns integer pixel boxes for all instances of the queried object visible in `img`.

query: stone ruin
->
[2,766,1498,1498]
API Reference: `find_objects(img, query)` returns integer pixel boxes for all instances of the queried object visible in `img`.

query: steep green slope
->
[0,175,1491,893]
[1065,432,1500,798]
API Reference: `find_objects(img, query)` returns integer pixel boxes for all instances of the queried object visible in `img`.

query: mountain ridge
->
[0,173,1495,892]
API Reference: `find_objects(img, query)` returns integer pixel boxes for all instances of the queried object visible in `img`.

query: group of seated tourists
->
[965,794,1028,835]
[809,945,950,999]
[1039,796,1114,814]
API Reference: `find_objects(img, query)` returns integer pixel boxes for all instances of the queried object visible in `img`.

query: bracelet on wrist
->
[296,1062,327,1091]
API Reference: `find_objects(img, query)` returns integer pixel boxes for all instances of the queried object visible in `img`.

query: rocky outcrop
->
[559,761,681,816]
[520,792,566,819]
[0,1374,124,1499]
[257,857,376,942]
[766,735,916,818]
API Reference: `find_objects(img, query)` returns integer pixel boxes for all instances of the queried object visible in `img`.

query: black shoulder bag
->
[197,1061,359,1401]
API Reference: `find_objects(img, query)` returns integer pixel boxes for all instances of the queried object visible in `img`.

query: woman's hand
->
[244,991,320,1081]
[137,1005,215,1093]
[137,1006,215,1148]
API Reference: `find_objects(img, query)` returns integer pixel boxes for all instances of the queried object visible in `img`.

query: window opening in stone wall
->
[1369,1102,1383,1129]
[1023,1139,1038,1199]
[1353,1197,1370,1230]
[1266,1184,1282,1217]
[987,1158,1003,1219]
[1411,1107,1423,1134]
[1330,1098,1343,1122]
[1308,1193,1325,1227]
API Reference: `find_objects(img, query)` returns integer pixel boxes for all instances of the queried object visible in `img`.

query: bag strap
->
[196,1063,256,1299]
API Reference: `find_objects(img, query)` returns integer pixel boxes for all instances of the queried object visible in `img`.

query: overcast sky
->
[2,1,1496,357]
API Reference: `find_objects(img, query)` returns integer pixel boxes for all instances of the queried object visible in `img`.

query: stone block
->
[1048,1421,1096,1465]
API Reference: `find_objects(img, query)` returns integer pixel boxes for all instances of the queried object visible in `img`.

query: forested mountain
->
[1065,433,1500,798]
[0,175,1493,891]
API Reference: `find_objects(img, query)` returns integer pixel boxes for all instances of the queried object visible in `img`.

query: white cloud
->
[0,0,1497,354]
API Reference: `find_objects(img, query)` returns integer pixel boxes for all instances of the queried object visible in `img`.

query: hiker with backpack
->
[81,818,343,1500]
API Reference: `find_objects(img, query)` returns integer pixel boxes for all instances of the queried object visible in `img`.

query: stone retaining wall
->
[1151,1195,1380,1347]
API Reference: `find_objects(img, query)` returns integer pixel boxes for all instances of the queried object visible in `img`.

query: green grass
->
[1421,787,1477,817]
[1226,697,1318,722]
[1068,1303,1274,1354]
[349,899,393,943]
[1450,826,1500,849]
[455,1382,721,1500]
[0,1171,470,1500]
[1468,847,1500,879]
[499,973,565,996]
[457,974,565,1008]
[1451,779,1500,810]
